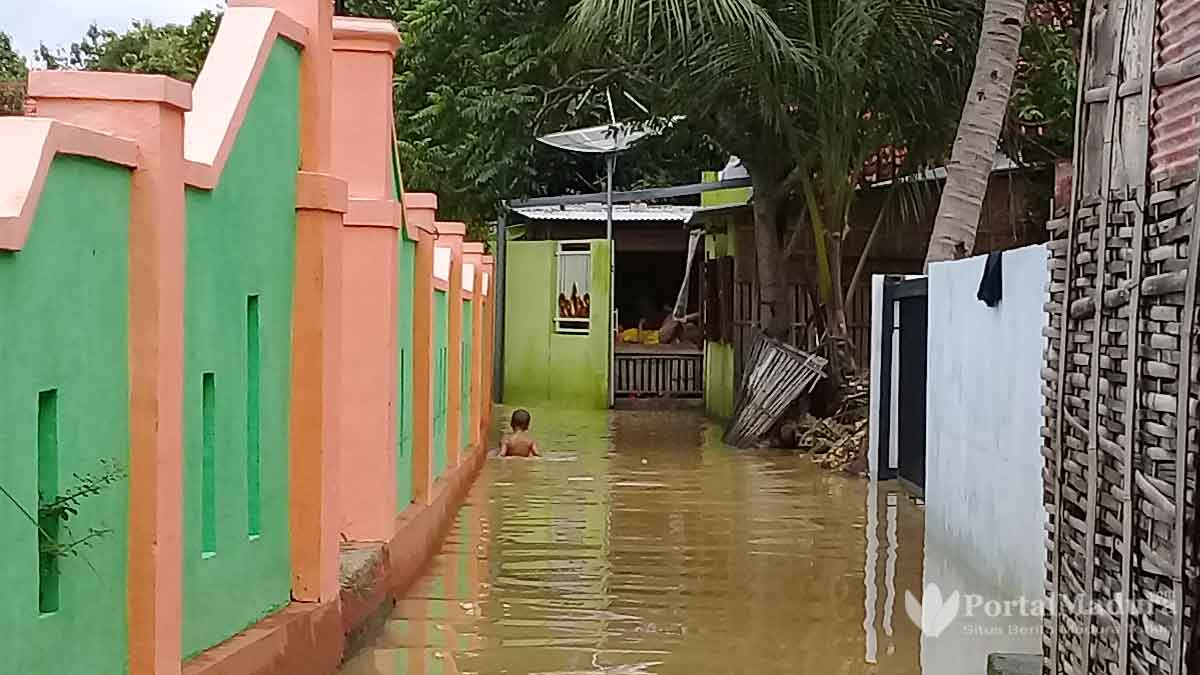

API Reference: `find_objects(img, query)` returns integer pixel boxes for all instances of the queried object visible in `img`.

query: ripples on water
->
[339,408,927,675]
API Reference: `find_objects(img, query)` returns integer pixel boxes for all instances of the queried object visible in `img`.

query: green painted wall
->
[461,300,473,446]
[433,289,448,478]
[705,342,736,419]
[700,170,752,208]
[0,156,131,675]
[393,142,415,510]
[699,170,742,420]
[703,230,736,419]
[502,240,611,409]
[395,235,415,509]
[181,39,299,657]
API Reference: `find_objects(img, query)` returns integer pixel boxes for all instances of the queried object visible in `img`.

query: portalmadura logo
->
[903,583,1173,640]
[905,583,961,637]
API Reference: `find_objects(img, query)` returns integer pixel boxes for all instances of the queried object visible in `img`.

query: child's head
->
[510,409,532,432]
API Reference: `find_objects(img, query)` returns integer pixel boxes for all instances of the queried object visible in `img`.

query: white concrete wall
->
[868,274,885,480]
[924,244,1049,603]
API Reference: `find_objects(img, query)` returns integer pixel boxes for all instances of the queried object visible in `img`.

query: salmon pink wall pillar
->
[331,17,403,542]
[405,194,438,505]
[29,71,192,675]
[436,222,466,467]
[234,0,345,603]
[481,256,496,435]
[464,245,487,449]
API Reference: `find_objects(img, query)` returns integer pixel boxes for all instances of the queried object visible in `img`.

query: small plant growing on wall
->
[0,458,126,609]
[38,458,127,561]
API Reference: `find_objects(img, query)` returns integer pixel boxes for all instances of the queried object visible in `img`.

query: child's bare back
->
[500,409,540,458]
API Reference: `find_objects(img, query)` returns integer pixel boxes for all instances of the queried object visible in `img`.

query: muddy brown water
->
[339,408,926,675]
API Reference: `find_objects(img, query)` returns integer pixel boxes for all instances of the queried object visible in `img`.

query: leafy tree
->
[37,11,220,83]
[0,31,26,80]
[0,31,28,116]
[565,0,978,381]
[1005,0,1083,162]
[347,0,722,236]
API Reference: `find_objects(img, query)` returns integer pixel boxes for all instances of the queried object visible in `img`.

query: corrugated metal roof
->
[512,203,698,223]
[1150,0,1200,182]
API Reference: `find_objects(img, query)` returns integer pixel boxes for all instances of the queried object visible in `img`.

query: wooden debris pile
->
[778,374,871,474]
[781,415,868,472]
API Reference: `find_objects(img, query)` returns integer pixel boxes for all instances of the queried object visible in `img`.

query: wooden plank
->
[1081,2,1133,672]
[1170,156,1200,673]
[1116,4,1159,671]
[1052,2,1099,668]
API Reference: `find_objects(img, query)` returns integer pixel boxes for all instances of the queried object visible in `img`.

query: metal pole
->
[605,153,616,408]
[605,153,615,240]
[493,204,508,403]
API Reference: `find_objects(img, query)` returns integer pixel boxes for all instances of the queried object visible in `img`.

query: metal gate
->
[874,277,927,497]
[896,290,927,495]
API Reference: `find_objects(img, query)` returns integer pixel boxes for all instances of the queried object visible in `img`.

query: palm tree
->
[563,0,977,379]
[925,0,1028,265]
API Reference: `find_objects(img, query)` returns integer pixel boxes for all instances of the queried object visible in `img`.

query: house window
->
[555,241,592,333]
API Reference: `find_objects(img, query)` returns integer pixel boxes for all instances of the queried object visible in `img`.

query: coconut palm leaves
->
[564,0,978,368]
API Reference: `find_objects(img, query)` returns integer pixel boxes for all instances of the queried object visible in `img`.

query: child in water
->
[500,409,540,458]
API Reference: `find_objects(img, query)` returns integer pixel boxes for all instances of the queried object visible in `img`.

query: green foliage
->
[0,458,126,574]
[564,0,980,307]
[36,458,127,562]
[0,31,27,80]
[1005,0,1083,162]
[37,11,220,83]
[0,32,27,116]
[347,0,722,233]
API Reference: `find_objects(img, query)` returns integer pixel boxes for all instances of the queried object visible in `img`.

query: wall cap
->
[297,171,349,214]
[332,17,402,53]
[184,6,309,190]
[344,198,399,229]
[434,221,466,239]
[29,71,193,111]
[0,118,139,251]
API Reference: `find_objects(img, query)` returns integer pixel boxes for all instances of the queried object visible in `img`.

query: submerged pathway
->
[339,409,925,675]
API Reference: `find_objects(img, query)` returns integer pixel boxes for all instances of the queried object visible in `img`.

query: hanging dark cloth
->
[977,251,1004,307]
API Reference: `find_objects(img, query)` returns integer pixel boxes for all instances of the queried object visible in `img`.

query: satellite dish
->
[536,117,683,155]
[537,123,651,155]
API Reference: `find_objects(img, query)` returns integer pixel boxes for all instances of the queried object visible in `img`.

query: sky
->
[1,0,221,61]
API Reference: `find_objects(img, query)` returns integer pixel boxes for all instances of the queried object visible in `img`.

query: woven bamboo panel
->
[1042,1,1200,673]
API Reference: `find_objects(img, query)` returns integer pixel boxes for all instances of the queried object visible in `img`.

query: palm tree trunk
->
[924,0,1027,266]
[752,180,789,339]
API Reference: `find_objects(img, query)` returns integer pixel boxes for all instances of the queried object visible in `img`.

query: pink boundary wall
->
[332,17,401,543]
[4,3,497,675]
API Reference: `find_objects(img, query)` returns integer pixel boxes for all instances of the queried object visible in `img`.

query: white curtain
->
[672,229,703,319]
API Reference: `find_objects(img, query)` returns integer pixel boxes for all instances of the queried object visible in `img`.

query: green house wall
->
[181,39,300,657]
[502,240,611,409]
[0,156,132,675]
[699,171,745,421]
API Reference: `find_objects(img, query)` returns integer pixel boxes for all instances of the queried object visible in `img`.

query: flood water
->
[339,408,929,675]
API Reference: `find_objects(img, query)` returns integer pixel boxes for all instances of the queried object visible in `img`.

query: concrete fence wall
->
[0,5,496,675]
[923,244,1050,602]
